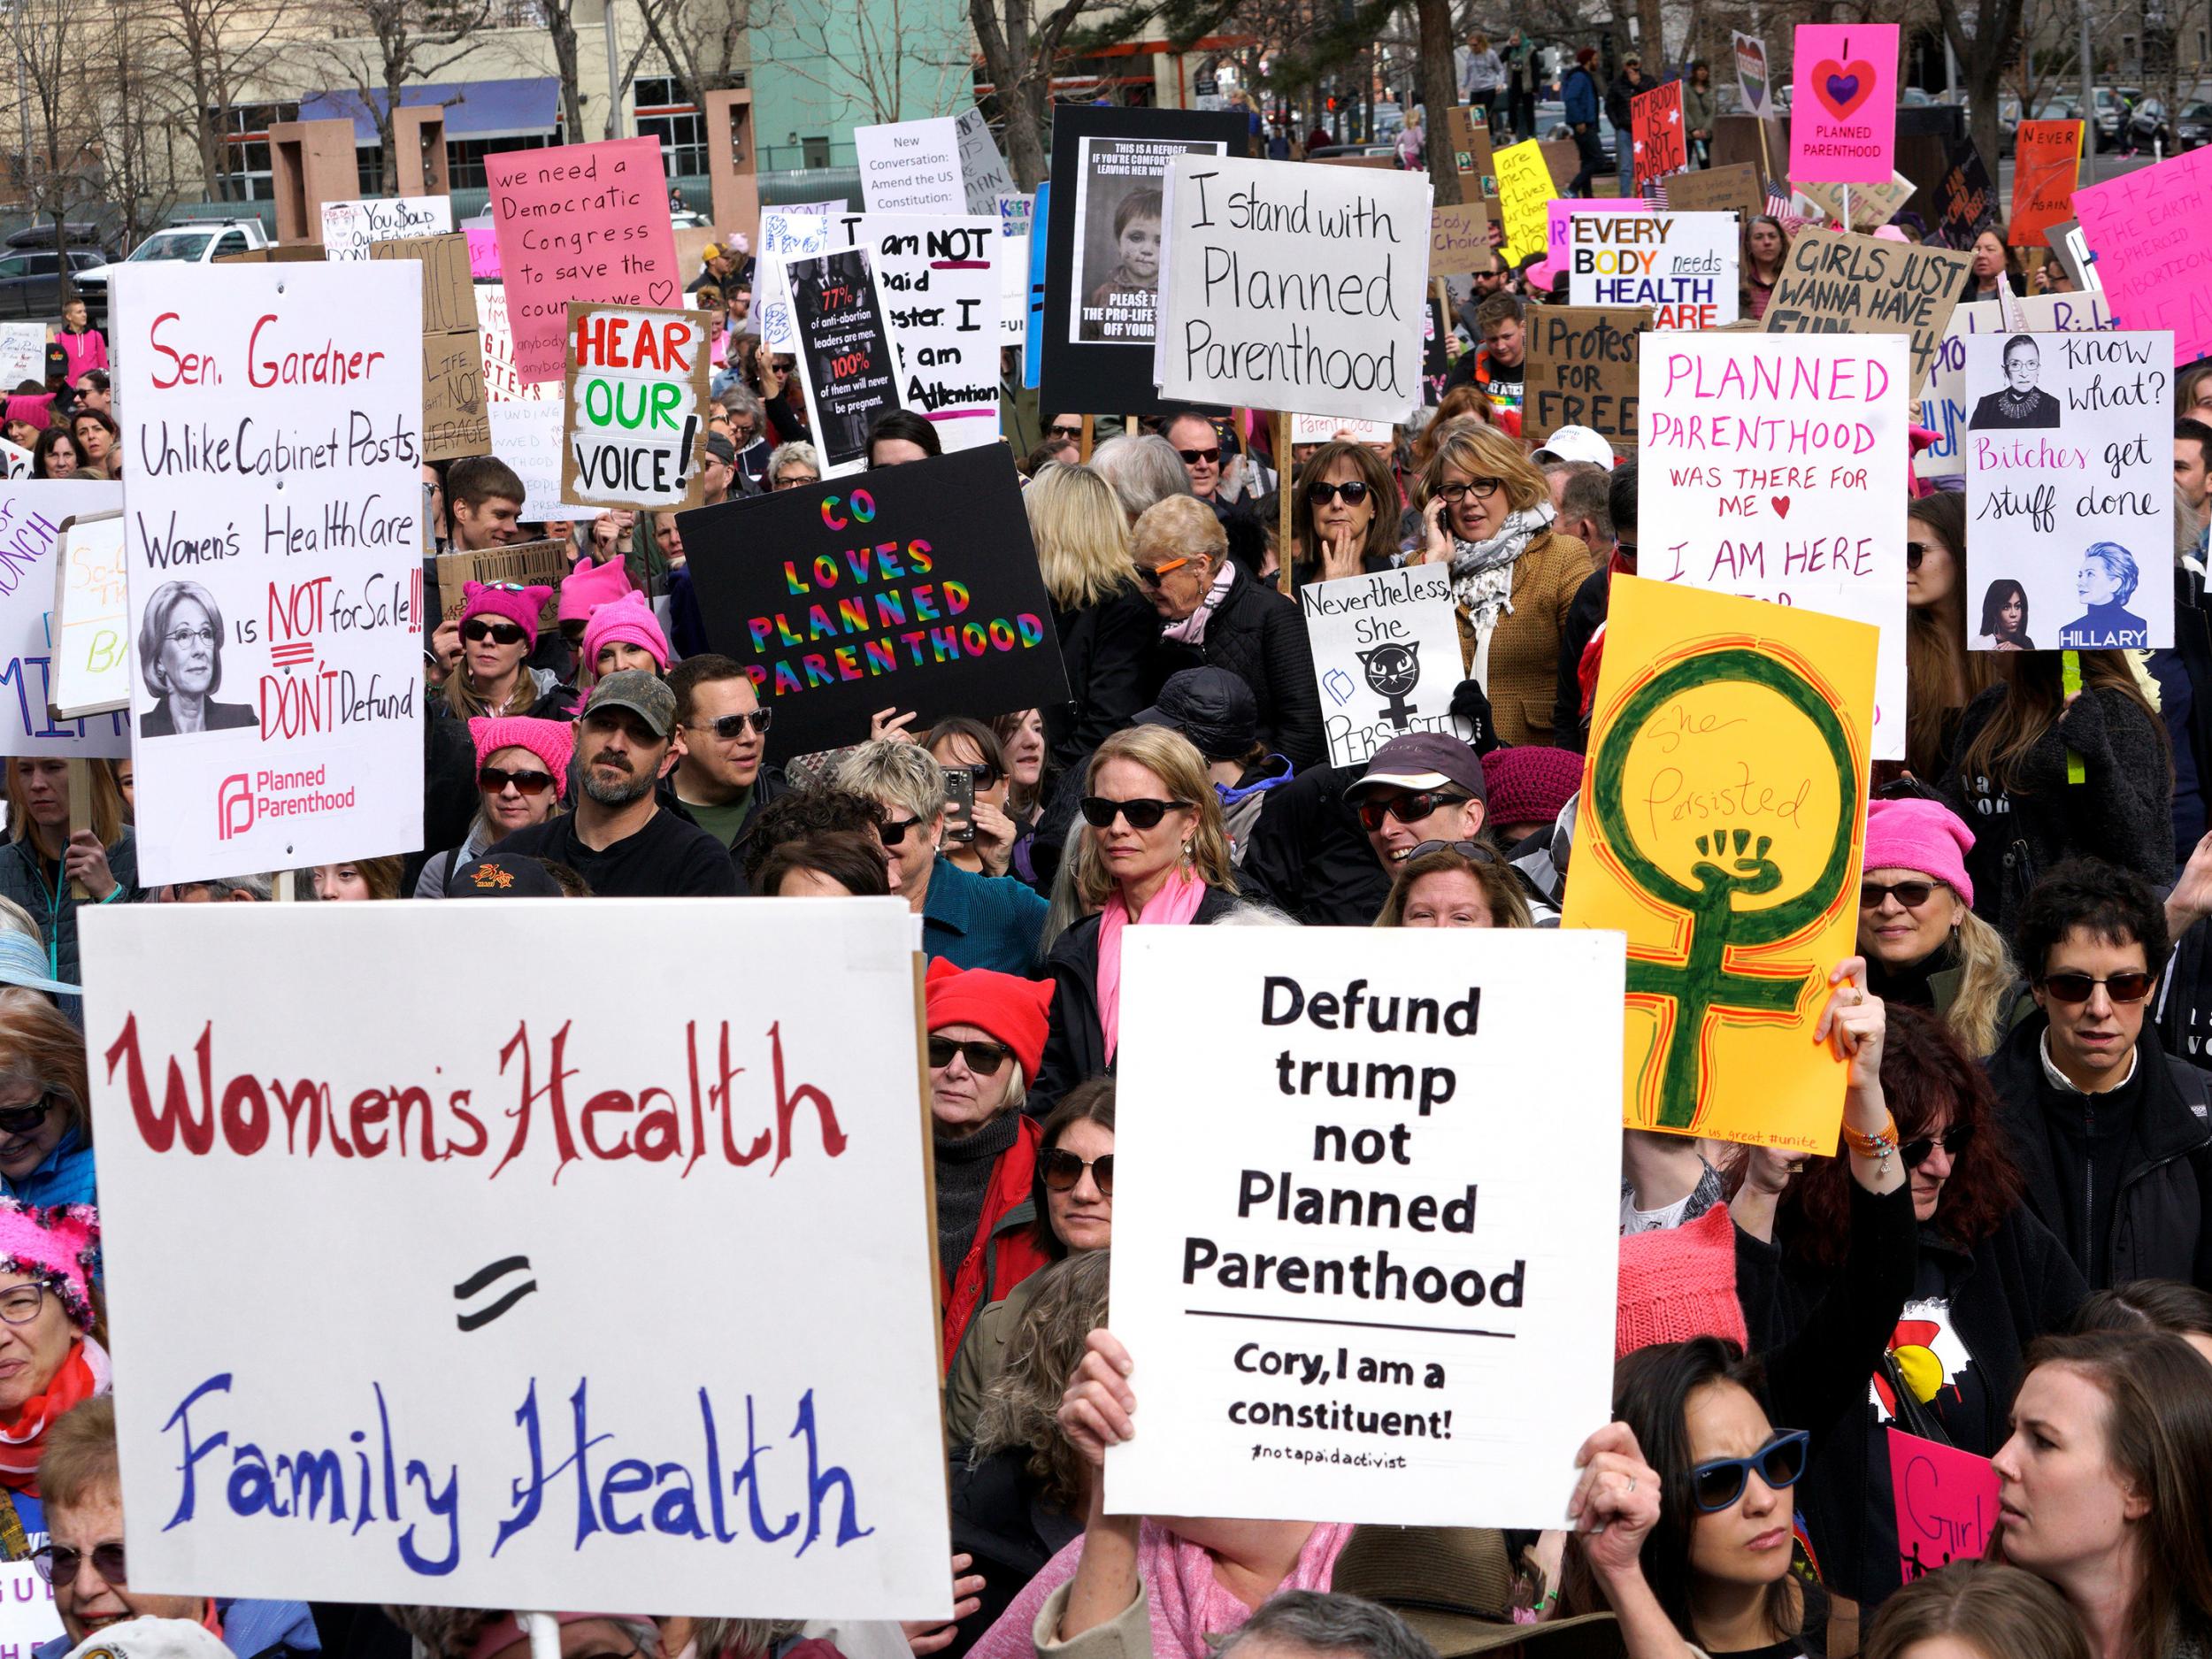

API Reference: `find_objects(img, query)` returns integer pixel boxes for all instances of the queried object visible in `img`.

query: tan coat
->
[1449,529,1594,747]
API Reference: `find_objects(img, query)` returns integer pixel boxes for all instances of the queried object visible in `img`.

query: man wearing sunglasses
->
[1988,859,2212,1289]
[664,655,787,887]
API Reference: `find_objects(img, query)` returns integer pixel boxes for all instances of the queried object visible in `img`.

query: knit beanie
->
[557,556,632,625]
[1481,744,1584,832]
[580,588,672,674]
[469,715,578,802]
[460,580,553,648]
[0,1201,100,1331]
[1615,1204,1747,1359]
[924,956,1056,1086]
[1863,797,1975,907]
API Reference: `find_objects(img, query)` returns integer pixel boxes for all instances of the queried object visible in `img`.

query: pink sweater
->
[56,327,106,380]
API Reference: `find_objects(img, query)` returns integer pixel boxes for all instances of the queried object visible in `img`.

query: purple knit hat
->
[581,589,671,673]
[557,557,632,625]
[1863,796,1975,907]
[461,580,553,648]
[469,715,577,802]
[0,1202,100,1331]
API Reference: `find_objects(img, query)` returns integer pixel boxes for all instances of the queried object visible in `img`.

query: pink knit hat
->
[0,1202,100,1331]
[1863,796,1975,907]
[1616,1205,1747,1359]
[580,589,671,674]
[557,556,632,625]
[469,716,577,802]
[461,580,554,648]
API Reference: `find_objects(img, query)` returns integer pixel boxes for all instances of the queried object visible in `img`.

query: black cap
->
[704,433,738,463]
[1134,666,1259,761]
[446,854,566,898]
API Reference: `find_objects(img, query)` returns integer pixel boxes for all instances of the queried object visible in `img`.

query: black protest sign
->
[1935,139,1997,248]
[679,445,1071,755]
[784,245,902,475]
[1424,293,1451,406]
[1525,305,1649,449]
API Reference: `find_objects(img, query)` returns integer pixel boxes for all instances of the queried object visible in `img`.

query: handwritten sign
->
[486,400,595,522]
[50,508,127,720]
[1429,203,1492,277]
[1290,413,1394,445]
[1656,163,1762,227]
[955,108,1015,216]
[1631,82,1688,192]
[373,234,489,462]
[856,116,964,215]
[782,245,902,477]
[1796,171,1916,232]
[833,214,1004,451]
[0,1558,63,1649]
[486,137,681,385]
[1525,306,1647,450]
[757,206,841,355]
[2010,122,2084,247]
[1733,33,1773,119]
[1761,230,1970,395]
[1937,141,1997,247]
[321,196,450,261]
[1789,23,1900,183]
[0,323,44,388]
[0,482,127,756]
[0,436,30,480]
[1562,574,1874,1151]
[476,283,557,403]
[2071,147,2212,365]
[1917,292,2117,476]
[1570,212,1737,329]
[559,304,710,513]
[1889,1430,2000,1583]
[435,536,572,626]
[1302,567,1476,765]
[465,225,501,278]
[1494,140,1557,265]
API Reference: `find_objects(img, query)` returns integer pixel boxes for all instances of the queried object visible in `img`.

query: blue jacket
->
[1563,65,1600,127]
[37,1601,321,1659]
[923,856,1049,976]
[3,1124,95,1208]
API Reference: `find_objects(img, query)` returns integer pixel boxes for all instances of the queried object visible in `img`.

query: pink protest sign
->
[1888,1429,2001,1583]
[2072,146,2212,366]
[465,226,501,279]
[1789,24,1901,184]
[485,136,680,385]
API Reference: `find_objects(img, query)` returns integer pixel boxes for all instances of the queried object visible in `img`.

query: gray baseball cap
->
[583,668,677,738]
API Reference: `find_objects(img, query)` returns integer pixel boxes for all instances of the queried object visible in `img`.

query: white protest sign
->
[1302,567,1475,767]
[1917,292,2117,478]
[1291,413,1394,445]
[995,194,1033,348]
[320,196,452,261]
[1154,154,1430,423]
[856,117,964,214]
[1640,334,1911,759]
[112,261,425,884]
[0,481,127,756]
[489,399,598,520]
[833,213,1003,451]
[84,898,951,1616]
[955,108,1016,216]
[1964,329,2175,651]
[0,323,45,388]
[0,436,30,479]
[1569,211,1738,329]
[1107,926,1624,1526]
[757,209,841,353]
[478,284,559,402]
[50,508,128,719]
[0,1558,64,1649]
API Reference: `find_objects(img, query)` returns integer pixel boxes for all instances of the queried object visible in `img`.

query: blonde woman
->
[1027,462,1156,772]
[1859,797,2024,1056]
[1374,842,1532,929]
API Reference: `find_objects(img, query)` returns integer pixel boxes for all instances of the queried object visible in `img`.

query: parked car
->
[71,217,271,320]
[0,248,111,321]
[1532,100,1620,169]
[2175,99,2212,150]
[4,222,111,255]
[2000,96,2078,157]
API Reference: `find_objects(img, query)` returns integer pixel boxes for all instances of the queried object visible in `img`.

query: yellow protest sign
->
[1494,140,1557,266]
[1562,576,1876,1153]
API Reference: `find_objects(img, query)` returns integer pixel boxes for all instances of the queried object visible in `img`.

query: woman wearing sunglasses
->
[1286,441,1397,592]
[1858,798,2024,1058]
[929,718,1019,879]
[1371,841,1531,928]
[415,717,575,898]
[0,1199,105,1540]
[1903,491,1994,783]
[0,993,96,1207]
[439,582,575,724]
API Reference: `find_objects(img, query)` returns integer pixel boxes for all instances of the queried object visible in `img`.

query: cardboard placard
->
[1935,141,1998,247]
[321,196,451,261]
[487,401,596,522]
[2009,121,2084,247]
[1655,163,1762,227]
[1537,140,1582,195]
[372,234,490,462]
[855,116,964,215]
[1733,32,1775,119]
[781,245,902,478]
[2071,147,2212,365]
[1494,139,1557,265]
[1917,292,2117,477]
[1448,106,1498,196]
[1302,566,1476,765]
[50,508,127,720]
[1796,170,1916,231]
[955,107,1016,216]
[1569,211,1738,329]
[679,445,1070,755]
[1631,81,1688,192]
[1524,305,1647,449]
[1788,23,1901,183]
[832,213,1005,451]
[1760,230,1971,395]
[559,303,712,513]
[1563,574,1875,1150]
[1429,203,1493,277]
[0,482,127,756]
[1889,1430,2000,1583]
[435,536,572,625]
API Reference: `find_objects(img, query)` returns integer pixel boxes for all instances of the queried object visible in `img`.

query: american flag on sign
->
[1763,178,1792,219]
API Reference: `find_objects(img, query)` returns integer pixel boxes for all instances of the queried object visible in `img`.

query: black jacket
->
[1046,589,1158,776]
[1238,762,1394,926]
[1988,1013,2212,1288]
[659,766,791,891]
[1148,564,1325,767]
[1555,563,1610,752]
[946,1446,1083,1659]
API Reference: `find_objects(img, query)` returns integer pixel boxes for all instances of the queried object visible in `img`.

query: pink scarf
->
[1163,561,1236,645]
[970,1519,1352,1659]
[1098,868,1208,1063]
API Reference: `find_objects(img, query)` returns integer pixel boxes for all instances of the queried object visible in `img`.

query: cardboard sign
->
[1448,107,1498,196]
[2071,147,2212,365]
[1494,139,1557,265]
[559,303,712,512]
[1655,163,1762,227]
[1153,154,1430,423]
[1789,24,1900,183]
[486,137,682,385]
[50,508,128,720]
[0,322,44,388]
[1104,926,1624,1526]
[1796,171,1916,232]
[1290,413,1394,445]
[2010,122,2084,247]
[1631,81,1688,192]
[1525,306,1647,450]
[832,213,1005,451]
[112,260,424,886]
[1570,211,1738,329]
[757,207,841,354]
[1761,231,1970,395]
[321,196,450,261]
[1889,1430,2000,1582]
[781,246,902,478]
[1964,328,2175,651]
[84,899,951,1616]
[372,234,490,462]
[435,536,572,626]
[0,482,127,756]
[680,445,1070,754]
[487,400,596,521]
[856,116,964,214]
[1733,32,1774,119]
[1918,292,2117,477]
[1640,334,1909,759]
[1429,203,1492,277]
[1563,575,1874,1150]
[476,283,557,403]
[1936,141,1998,247]
[1302,567,1477,765]
[955,107,1016,216]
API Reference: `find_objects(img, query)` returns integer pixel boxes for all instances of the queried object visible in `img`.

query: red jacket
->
[941,1115,1053,1371]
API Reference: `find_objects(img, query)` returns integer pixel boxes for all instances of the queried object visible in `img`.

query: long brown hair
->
[0,987,93,1149]
[1904,490,1989,780]
[969,1248,1111,1509]
[4,757,124,855]
[1865,1562,2090,1659]
[1291,441,1400,582]
[1955,650,2164,798]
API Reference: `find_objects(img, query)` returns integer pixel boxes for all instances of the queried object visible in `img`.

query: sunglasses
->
[879,814,922,847]
[462,618,526,647]
[1902,1123,1975,1169]
[1859,879,1947,910]
[1356,790,1471,833]
[928,1035,1012,1076]
[1048,423,1084,440]
[1176,446,1223,466]
[31,1542,125,1588]
[0,1089,58,1137]
[1307,480,1371,506]
[1906,541,1935,572]
[687,709,773,740]
[1689,1429,1809,1512]
[1081,795,1189,830]
[2039,970,2154,1004]
[1135,555,1201,588]
[1041,1148,1116,1195]
[953,761,1003,790]
[1406,839,1499,864]
[1435,477,1503,504]
[479,765,556,796]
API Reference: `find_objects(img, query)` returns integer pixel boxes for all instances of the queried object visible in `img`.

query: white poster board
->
[995,194,1033,348]
[0,1559,64,1649]
[320,196,453,261]
[0,480,127,756]
[1639,333,1911,759]
[1568,211,1739,329]
[1917,292,2118,478]
[112,261,425,884]
[1107,926,1624,1526]
[757,208,841,354]
[0,435,31,480]
[478,283,559,402]
[83,899,950,1616]
[955,108,1016,216]
[1291,413,1395,444]
[1154,154,1431,422]
[489,399,598,521]
[1301,567,1476,766]
[856,117,964,214]
[1964,329,2175,650]
[833,213,1003,451]
[50,508,128,718]
[0,322,45,388]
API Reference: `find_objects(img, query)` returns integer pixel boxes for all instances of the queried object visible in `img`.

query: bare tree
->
[154,0,296,203]
[972,0,1097,188]
[756,0,965,128]
[628,0,757,122]
[1934,0,2030,173]
[95,0,187,246]
[3,0,108,290]
[314,0,495,194]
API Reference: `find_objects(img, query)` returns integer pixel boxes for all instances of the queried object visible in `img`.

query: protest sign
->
[1631,81,1688,192]
[0,323,44,388]
[1917,292,2117,477]
[321,196,450,261]
[1105,925,1623,1526]
[2010,121,2084,247]
[465,225,501,278]
[1153,154,1429,423]
[781,246,902,477]
[833,213,1004,451]
[1447,107,1497,196]
[0,481,127,756]
[1570,211,1737,329]
[435,536,571,626]
[2071,147,2212,365]
[1562,574,1874,1150]
[1655,163,1761,227]
[1789,23,1900,183]
[1494,139,1557,265]
[757,207,841,355]
[1548,200,1648,276]
[1525,306,1647,450]
[1291,413,1394,445]
[50,507,127,721]
[856,116,964,214]
[1796,171,1916,232]
[1936,141,1997,247]
[1761,230,1970,395]
[476,283,557,402]
[111,259,424,885]
[0,1559,61,1649]
[372,233,489,462]
[1640,334,1909,759]
[996,194,1033,347]
[955,107,1015,215]
[1422,294,1449,406]
[1537,140,1583,195]
[680,445,1069,754]
[560,303,711,512]
[486,137,681,385]
[488,400,596,521]
[1302,567,1477,765]
[1429,203,1491,277]
[85,898,950,1616]
[1964,328,2175,651]
[1733,32,1774,119]
[0,435,31,479]
[2047,220,2101,294]
[1888,1430,2000,1583]
[1025,183,1048,388]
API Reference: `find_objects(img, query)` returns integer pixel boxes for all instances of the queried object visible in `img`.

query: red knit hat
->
[925,957,1056,1086]
[1482,744,1584,833]
[1615,1204,1748,1359]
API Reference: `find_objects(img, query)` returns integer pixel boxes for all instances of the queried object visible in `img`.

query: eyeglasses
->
[687,709,773,740]
[165,626,215,649]
[1435,478,1503,505]
[928,1035,1012,1076]
[31,1542,125,1588]
[1081,795,1190,830]
[0,1282,51,1325]
[1906,541,1935,572]
[1689,1429,1809,1512]
[462,618,526,647]
[773,472,820,490]
[2039,970,2154,1004]
[1859,879,1947,910]
[880,813,923,847]
[1048,423,1084,441]
[1405,839,1499,864]
[1135,556,1201,588]
[1902,1123,1976,1169]
[479,765,556,797]
[727,422,757,441]
[951,761,1003,791]
[1356,790,1472,833]
[1306,480,1371,507]
[1041,1148,1116,1195]
[1176,446,1223,467]
[0,1088,59,1136]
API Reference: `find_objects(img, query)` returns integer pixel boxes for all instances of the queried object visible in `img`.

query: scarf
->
[1163,560,1237,646]
[1448,499,1555,633]
[0,1336,109,1493]
[1097,868,1208,1063]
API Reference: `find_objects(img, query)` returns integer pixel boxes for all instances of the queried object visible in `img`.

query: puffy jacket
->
[1148,564,1325,767]
[942,1115,1054,1370]
[1563,66,1600,128]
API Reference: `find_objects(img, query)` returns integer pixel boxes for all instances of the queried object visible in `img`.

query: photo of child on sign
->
[1070,135,1224,344]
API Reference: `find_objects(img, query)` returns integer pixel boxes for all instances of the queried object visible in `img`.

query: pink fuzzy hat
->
[0,1202,100,1331]
[461,580,553,648]
[1863,796,1975,907]
[557,556,632,625]
[469,716,577,802]
[580,589,671,674]
[1616,1205,1747,1359]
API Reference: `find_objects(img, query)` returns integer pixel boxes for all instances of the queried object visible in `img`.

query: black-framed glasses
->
[1906,541,1935,572]
[2039,970,2154,1005]
[478,766,556,797]
[687,709,772,740]
[1689,1429,1809,1511]
[1041,1148,1115,1195]
[1134,556,1200,589]
[1356,790,1471,833]
[880,814,922,847]
[31,1541,125,1588]
[1615,541,1639,559]
[1405,839,1499,864]
[1176,446,1222,466]
[952,761,1003,791]
[462,618,526,647]
[1306,480,1371,506]
[1902,1124,1975,1169]
[928,1035,1011,1076]
[1081,795,1189,830]
[0,1282,51,1325]
[1048,423,1084,441]
[1435,477,1503,504]
[0,1088,59,1137]
[1860,879,1946,910]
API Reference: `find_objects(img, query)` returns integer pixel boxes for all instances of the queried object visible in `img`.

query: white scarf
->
[1448,499,1555,633]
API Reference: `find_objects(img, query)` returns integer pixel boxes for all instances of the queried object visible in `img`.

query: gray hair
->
[1090,434,1193,523]
[0,896,39,944]
[1214,1593,1440,1659]
[829,740,946,826]
[766,440,821,481]
[721,384,765,425]
[192,872,274,902]
[138,580,227,696]
[1210,903,1300,926]
[1558,465,1613,543]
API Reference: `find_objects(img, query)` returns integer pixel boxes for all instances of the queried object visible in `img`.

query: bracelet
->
[1839,1113,1899,1168]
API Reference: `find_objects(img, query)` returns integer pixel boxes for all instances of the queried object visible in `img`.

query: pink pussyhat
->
[469,715,577,802]
[0,1201,100,1330]
[557,556,632,626]
[461,580,554,649]
[581,589,672,674]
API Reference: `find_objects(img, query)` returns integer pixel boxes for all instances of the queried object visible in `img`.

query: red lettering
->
[104,1013,215,1154]
[220,1074,269,1155]
[582,1089,634,1158]
[770,1019,846,1172]
[349,1087,389,1156]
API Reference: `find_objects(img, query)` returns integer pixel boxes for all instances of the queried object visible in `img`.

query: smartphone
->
[943,769,976,844]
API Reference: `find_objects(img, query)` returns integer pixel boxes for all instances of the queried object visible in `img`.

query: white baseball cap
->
[67,1621,238,1659]
[1531,425,1617,471]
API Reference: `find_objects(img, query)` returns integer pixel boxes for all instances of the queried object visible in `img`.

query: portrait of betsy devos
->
[138,580,257,738]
